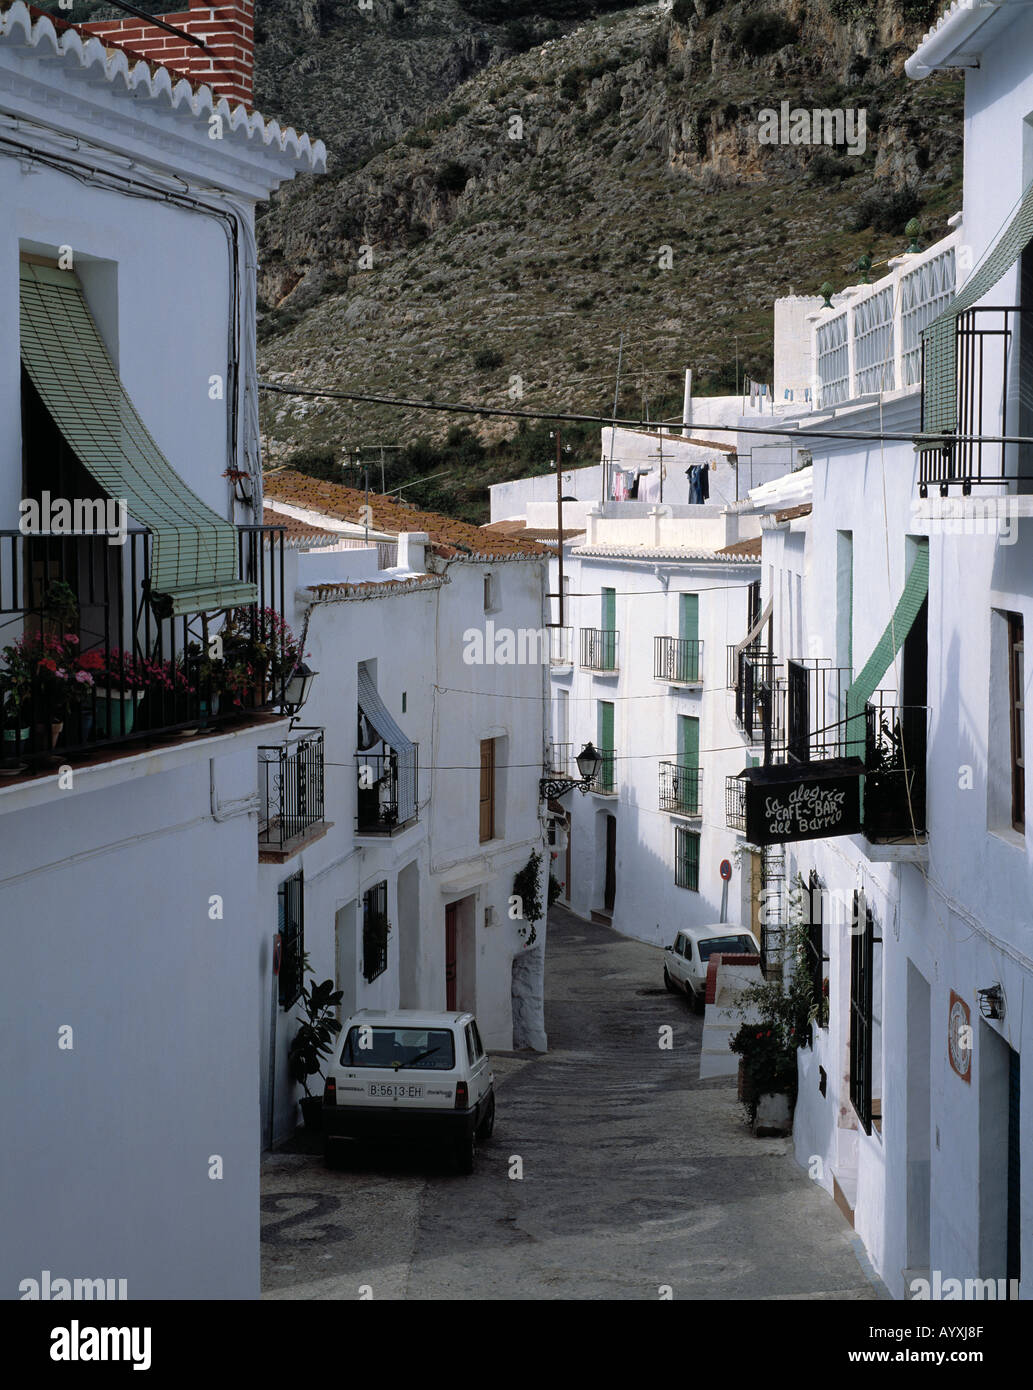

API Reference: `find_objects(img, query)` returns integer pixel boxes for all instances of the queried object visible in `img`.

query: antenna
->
[95,1,211,50]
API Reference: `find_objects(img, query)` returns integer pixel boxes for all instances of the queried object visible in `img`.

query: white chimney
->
[397,531,430,574]
[682,369,693,428]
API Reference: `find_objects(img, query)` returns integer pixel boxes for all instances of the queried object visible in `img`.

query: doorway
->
[604,814,616,912]
[979,1020,1021,1290]
[334,901,357,1023]
[445,903,457,1010]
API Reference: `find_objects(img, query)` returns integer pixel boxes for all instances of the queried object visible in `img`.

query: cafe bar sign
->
[738,758,865,846]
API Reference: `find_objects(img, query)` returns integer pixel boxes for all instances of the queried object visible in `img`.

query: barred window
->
[362,880,389,984]
[675,826,700,891]
[803,869,827,1036]
[849,890,880,1134]
[277,871,304,1010]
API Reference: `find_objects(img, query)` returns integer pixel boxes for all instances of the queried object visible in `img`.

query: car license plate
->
[368,1082,423,1099]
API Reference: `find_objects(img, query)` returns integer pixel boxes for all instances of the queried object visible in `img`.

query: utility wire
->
[258,380,1033,448]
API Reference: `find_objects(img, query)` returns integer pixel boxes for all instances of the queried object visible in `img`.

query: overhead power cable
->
[257,379,1033,448]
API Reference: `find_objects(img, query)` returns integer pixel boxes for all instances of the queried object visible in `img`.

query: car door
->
[465,1019,490,1107]
[670,932,688,984]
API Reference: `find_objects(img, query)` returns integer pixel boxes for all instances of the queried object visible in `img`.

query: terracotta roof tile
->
[263,507,340,546]
[775,504,812,522]
[265,471,551,559]
[715,537,763,559]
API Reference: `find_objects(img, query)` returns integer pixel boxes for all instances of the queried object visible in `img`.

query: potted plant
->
[288,973,344,1130]
[90,648,149,738]
[0,629,89,747]
[223,466,253,505]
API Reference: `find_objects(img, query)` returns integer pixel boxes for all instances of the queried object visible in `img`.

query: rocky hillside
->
[35,1,962,520]
[253,0,962,518]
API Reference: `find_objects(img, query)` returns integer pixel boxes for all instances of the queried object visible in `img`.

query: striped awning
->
[19,262,256,617]
[921,177,1033,447]
[845,542,929,756]
[357,667,417,825]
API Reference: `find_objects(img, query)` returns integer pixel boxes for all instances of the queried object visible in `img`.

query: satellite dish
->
[357,708,378,751]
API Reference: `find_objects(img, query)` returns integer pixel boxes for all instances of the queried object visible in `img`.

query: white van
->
[322,1008,495,1173]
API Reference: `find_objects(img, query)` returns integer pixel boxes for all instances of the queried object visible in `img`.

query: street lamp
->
[540,741,603,800]
[283,661,317,717]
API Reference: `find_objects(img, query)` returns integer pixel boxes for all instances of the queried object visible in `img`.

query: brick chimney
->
[80,1,254,107]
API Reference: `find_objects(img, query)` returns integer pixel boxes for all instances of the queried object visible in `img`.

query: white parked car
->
[663,925,760,1012]
[322,1009,495,1173]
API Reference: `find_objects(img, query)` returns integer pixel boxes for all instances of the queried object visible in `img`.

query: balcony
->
[659,761,702,817]
[258,728,329,862]
[786,658,853,762]
[0,526,290,775]
[919,304,1033,494]
[549,626,574,666]
[580,627,619,673]
[547,742,572,776]
[594,749,617,796]
[355,747,420,834]
[725,774,747,833]
[731,645,780,744]
[863,698,928,841]
[654,636,703,686]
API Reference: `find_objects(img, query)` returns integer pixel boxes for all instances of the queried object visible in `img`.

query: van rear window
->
[341,1026,456,1070]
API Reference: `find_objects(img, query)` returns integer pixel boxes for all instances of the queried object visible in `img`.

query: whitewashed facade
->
[0,5,324,1299]
[747,3,1033,1300]
[261,477,551,1146]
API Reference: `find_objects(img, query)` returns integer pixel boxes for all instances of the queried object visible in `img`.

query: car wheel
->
[663,966,676,993]
[477,1094,496,1143]
[454,1129,477,1175]
[689,985,705,1015]
[324,1138,349,1170]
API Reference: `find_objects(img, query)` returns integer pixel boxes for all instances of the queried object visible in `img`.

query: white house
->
[732,0,1033,1301]
[260,471,552,1145]
[0,2,324,1299]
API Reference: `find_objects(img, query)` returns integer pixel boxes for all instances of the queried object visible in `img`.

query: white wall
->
[0,732,275,1299]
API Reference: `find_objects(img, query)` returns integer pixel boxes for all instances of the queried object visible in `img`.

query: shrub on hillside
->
[736,12,798,56]
[435,161,470,195]
[851,184,922,233]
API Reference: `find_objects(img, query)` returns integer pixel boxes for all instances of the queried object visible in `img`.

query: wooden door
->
[604,814,617,912]
[479,738,495,842]
[678,592,699,680]
[445,903,457,1011]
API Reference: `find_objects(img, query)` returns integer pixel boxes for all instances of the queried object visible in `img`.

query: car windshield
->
[340,1026,456,1070]
[696,935,755,961]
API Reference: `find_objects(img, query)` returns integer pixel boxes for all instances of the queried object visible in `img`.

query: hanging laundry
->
[686,463,710,504]
[638,468,661,503]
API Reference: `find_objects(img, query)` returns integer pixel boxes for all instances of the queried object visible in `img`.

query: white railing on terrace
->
[812,231,959,409]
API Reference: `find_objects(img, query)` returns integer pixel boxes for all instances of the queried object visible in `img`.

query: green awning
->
[920,176,1033,447]
[845,542,929,756]
[19,262,256,617]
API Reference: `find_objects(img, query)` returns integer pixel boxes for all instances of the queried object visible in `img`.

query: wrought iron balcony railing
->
[654,636,703,685]
[863,698,928,840]
[919,305,1033,494]
[0,525,289,769]
[258,727,326,855]
[659,761,702,816]
[549,626,574,665]
[595,748,617,795]
[580,627,619,672]
[355,746,420,834]
[786,658,853,763]
[547,741,572,776]
[725,774,747,833]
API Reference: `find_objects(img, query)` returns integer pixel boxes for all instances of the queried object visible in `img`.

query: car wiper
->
[397,1045,440,1069]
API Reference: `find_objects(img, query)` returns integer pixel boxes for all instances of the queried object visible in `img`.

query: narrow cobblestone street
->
[262,906,878,1300]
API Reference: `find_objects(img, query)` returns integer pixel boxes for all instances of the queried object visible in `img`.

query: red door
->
[445,904,457,1010]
